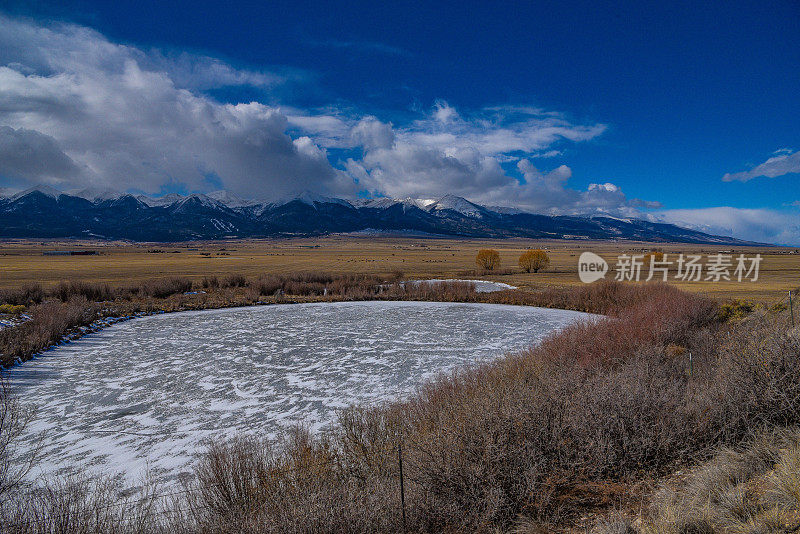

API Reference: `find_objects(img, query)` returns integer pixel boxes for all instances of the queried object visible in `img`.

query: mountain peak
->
[10,184,63,201]
[172,194,228,213]
[136,193,184,207]
[428,195,487,218]
[69,186,121,202]
[206,190,254,208]
[273,190,353,209]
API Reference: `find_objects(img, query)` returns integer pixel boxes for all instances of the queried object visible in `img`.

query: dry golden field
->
[0,236,798,303]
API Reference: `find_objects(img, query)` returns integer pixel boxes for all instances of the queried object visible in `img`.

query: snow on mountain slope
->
[351,197,434,211]
[10,184,62,200]
[264,191,356,209]
[136,193,184,207]
[427,195,488,218]
[206,190,256,208]
[0,183,757,244]
[69,187,122,202]
[170,194,229,213]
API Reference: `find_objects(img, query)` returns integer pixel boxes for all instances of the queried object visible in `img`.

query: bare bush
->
[201,276,220,289]
[189,429,407,533]
[53,280,114,302]
[221,274,247,288]
[0,378,35,498]
[0,283,45,306]
[139,277,194,299]
[0,475,167,534]
[249,273,386,299]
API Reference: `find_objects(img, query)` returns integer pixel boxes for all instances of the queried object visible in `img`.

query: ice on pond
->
[7,301,593,488]
[404,279,517,292]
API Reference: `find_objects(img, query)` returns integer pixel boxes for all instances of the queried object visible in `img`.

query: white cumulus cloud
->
[0,15,352,199]
[722,149,800,182]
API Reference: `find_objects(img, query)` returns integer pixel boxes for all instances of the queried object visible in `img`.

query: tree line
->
[476,248,550,273]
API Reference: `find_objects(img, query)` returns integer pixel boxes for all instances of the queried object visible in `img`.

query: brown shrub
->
[53,280,114,302]
[250,275,283,296]
[222,274,248,288]
[202,276,220,289]
[188,429,407,533]
[248,273,387,298]
[139,277,194,299]
[0,283,45,306]
[394,280,477,301]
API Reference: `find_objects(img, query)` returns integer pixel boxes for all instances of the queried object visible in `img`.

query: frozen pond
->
[8,301,593,488]
[405,279,517,292]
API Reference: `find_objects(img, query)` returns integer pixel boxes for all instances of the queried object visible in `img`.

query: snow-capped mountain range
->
[0,185,756,244]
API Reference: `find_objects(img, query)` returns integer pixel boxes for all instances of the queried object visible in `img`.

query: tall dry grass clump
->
[619,427,800,533]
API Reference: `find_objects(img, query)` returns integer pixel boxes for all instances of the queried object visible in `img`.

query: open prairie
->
[0,237,797,302]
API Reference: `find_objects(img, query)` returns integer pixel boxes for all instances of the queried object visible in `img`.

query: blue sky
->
[0,1,798,243]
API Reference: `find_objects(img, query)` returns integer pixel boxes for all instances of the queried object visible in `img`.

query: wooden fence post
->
[398,441,407,532]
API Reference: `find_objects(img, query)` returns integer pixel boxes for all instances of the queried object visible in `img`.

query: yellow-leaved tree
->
[519,249,550,273]
[644,251,665,265]
[476,249,501,271]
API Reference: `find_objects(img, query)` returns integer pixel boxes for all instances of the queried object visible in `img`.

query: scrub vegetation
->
[3,278,800,531]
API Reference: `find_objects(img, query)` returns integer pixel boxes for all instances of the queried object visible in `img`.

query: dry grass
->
[0,237,797,302]
[629,427,800,533]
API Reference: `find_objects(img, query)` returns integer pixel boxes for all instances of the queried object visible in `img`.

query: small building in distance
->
[43,250,98,256]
